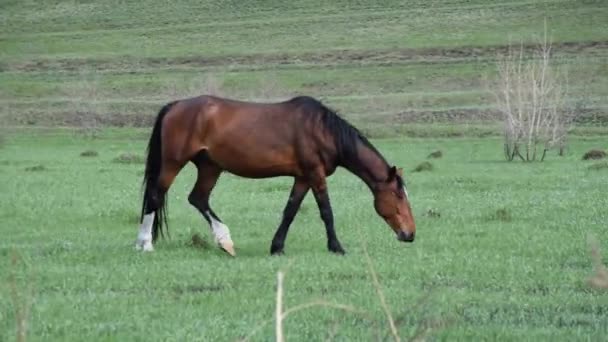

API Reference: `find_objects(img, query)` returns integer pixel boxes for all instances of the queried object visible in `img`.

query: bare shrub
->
[244,73,293,102]
[490,22,580,162]
[165,73,225,99]
[61,74,105,138]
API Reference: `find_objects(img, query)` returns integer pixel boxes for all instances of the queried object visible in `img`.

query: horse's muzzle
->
[397,231,415,242]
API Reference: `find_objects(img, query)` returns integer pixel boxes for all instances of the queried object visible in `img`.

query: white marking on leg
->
[135,212,155,252]
[207,211,232,245]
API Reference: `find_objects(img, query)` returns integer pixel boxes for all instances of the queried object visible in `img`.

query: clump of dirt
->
[427,150,443,159]
[191,233,210,249]
[588,161,608,171]
[488,208,512,222]
[582,149,606,160]
[80,150,98,157]
[426,208,441,218]
[413,161,433,172]
[24,165,46,172]
[112,153,145,164]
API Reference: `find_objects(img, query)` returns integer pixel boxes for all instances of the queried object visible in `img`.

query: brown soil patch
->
[427,150,443,159]
[582,149,606,160]
[8,41,608,73]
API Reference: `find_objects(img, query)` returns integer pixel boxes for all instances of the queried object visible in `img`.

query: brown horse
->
[135,95,415,256]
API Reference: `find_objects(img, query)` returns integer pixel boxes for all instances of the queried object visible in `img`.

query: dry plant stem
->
[362,243,401,342]
[276,271,284,342]
[588,237,608,290]
[240,260,368,342]
[9,250,33,342]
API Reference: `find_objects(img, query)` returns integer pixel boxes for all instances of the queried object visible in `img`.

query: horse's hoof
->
[328,244,346,255]
[270,249,284,256]
[219,240,236,257]
[270,242,285,255]
[135,240,154,252]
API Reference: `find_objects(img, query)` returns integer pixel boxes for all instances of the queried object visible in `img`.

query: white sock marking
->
[135,212,155,251]
[207,211,232,245]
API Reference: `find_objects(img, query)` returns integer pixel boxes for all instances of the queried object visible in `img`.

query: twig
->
[276,271,284,342]
[362,243,401,342]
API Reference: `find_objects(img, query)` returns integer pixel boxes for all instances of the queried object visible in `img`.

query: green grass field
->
[1,129,607,341]
[1,0,608,128]
[1,0,608,341]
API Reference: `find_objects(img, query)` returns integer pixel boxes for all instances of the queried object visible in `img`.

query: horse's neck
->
[341,143,388,192]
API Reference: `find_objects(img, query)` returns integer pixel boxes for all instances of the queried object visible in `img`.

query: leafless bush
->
[62,75,104,138]
[244,73,293,102]
[165,73,225,99]
[491,23,580,161]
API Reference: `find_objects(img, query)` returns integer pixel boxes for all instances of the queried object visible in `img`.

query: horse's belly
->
[208,148,299,178]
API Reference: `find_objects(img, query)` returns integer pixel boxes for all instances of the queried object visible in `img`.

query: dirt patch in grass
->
[190,233,210,249]
[582,149,606,160]
[112,153,145,164]
[24,165,46,172]
[413,161,433,172]
[487,208,512,222]
[173,284,224,294]
[427,150,443,159]
[8,41,607,73]
[80,150,98,157]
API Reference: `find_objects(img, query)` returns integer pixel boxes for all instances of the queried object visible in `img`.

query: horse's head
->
[373,166,416,243]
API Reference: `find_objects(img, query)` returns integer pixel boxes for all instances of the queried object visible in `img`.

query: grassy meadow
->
[1,129,608,341]
[1,0,608,341]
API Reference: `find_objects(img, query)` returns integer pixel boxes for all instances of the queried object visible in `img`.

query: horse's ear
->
[397,167,403,177]
[387,166,397,181]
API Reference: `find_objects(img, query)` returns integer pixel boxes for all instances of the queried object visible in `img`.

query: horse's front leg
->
[270,178,309,255]
[310,176,345,255]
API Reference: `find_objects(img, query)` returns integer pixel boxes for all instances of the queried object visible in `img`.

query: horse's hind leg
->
[270,177,309,255]
[188,150,235,256]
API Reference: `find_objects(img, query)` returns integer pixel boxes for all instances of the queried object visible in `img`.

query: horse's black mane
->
[291,96,404,188]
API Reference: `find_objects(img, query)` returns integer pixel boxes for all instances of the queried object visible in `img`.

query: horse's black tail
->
[140,101,177,242]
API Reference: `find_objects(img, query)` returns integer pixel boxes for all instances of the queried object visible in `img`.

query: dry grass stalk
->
[362,243,401,342]
[9,250,34,342]
[588,238,608,290]
[276,271,285,342]
[239,261,368,342]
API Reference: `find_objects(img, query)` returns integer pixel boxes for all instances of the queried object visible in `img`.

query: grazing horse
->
[135,95,416,256]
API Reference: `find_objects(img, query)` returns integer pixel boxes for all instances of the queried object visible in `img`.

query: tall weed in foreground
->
[6,250,35,342]
[588,236,608,290]
[241,243,447,342]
